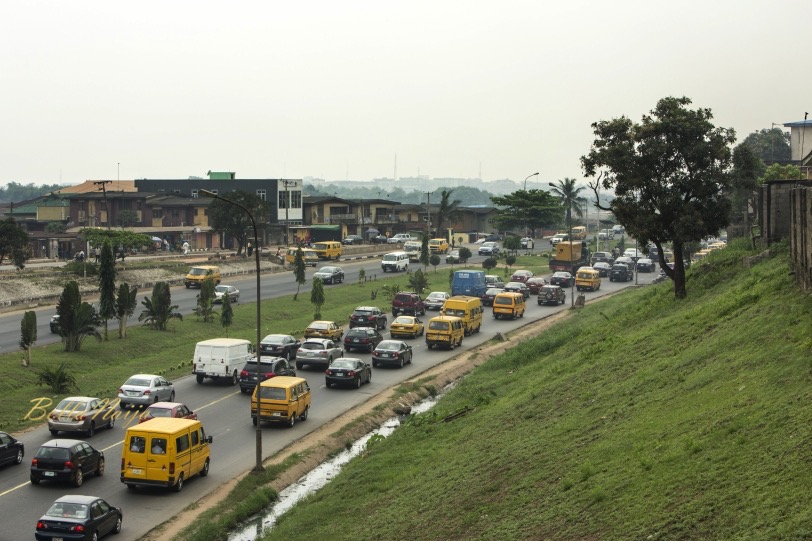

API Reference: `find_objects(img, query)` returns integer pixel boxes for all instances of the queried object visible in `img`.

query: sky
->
[2,0,810,188]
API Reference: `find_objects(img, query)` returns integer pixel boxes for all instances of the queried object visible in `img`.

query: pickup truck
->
[388,233,416,244]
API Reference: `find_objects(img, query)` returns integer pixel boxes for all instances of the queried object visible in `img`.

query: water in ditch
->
[227,390,448,541]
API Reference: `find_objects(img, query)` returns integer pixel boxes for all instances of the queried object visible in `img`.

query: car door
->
[76,443,96,476]
[157,377,173,400]
[94,499,117,536]
[0,433,13,465]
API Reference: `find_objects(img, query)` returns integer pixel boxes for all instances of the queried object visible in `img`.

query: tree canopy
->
[434,189,463,235]
[0,217,30,268]
[548,178,588,229]
[80,228,152,254]
[206,190,270,253]
[581,96,735,299]
[741,127,791,162]
[489,190,562,235]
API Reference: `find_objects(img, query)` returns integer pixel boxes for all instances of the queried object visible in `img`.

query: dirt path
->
[144,311,572,540]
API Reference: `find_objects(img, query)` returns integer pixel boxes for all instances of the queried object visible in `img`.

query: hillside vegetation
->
[261,239,812,541]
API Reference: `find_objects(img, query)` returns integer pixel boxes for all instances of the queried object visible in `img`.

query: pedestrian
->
[94,246,101,263]
[247,242,253,257]
[163,239,169,251]
[182,241,189,255]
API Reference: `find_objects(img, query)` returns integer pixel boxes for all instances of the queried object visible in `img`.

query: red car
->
[509,270,534,283]
[525,277,548,295]
[138,402,197,423]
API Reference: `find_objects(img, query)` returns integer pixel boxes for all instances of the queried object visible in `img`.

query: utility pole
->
[425,192,431,238]
[281,180,297,251]
[93,180,112,230]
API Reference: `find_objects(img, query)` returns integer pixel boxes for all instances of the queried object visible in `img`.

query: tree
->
[430,254,440,273]
[420,235,430,269]
[97,240,117,340]
[729,144,764,230]
[505,255,517,273]
[408,269,429,295]
[741,127,791,162]
[79,228,152,262]
[45,222,67,233]
[195,274,217,322]
[35,363,78,394]
[293,247,307,300]
[434,189,464,237]
[458,247,472,263]
[489,190,562,236]
[311,277,325,320]
[760,163,803,183]
[0,216,30,269]
[502,236,521,256]
[56,281,102,352]
[482,257,497,272]
[116,209,138,227]
[115,283,138,339]
[581,96,735,299]
[547,178,588,230]
[139,282,183,330]
[220,292,234,335]
[19,311,37,367]
[207,191,270,254]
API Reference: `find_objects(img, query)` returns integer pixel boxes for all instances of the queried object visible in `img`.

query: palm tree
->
[548,178,588,232]
[434,189,463,238]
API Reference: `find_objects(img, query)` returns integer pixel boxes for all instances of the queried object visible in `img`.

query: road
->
[0,245,659,540]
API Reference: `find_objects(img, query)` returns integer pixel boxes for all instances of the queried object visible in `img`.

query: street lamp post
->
[199,190,264,473]
[523,172,539,237]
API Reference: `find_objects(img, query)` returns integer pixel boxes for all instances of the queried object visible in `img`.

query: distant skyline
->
[2,1,810,188]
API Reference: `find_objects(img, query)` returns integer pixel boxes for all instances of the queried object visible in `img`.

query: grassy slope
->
[262,239,812,541]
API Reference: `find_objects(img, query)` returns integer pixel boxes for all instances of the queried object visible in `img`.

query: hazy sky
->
[2,1,810,188]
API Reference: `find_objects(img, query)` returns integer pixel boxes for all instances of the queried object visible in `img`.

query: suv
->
[478,242,500,256]
[591,251,615,266]
[392,292,426,316]
[388,233,415,244]
[609,264,634,282]
[238,357,296,394]
[538,285,566,306]
[349,306,388,329]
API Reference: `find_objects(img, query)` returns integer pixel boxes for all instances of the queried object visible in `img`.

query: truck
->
[192,338,255,386]
[451,270,486,298]
[549,241,591,273]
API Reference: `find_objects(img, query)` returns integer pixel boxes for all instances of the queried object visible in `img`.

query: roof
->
[195,338,251,346]
[129,417,200,432]
[783,120,812,127]
[66,225,211,234]
[56,180,137,194]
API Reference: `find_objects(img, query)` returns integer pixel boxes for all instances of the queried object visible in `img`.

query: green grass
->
[246,239,812,541]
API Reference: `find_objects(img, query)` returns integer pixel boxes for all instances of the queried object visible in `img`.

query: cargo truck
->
[549,241,591,273]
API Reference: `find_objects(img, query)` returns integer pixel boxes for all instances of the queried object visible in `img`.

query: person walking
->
[182,241,189,255]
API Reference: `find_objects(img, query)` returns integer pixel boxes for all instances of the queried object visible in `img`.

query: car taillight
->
[143,389,151,395]
[325,369,332,375]
[117,388,124,394]
[240,370,249,377]
[320,351,328,357]
[169,462,175,474]
[71,525,86,532]
[31,458,38,466]
[264,372,275,379]
[65,461,74,469]
[347,370,356,377]
[36,521,46,530]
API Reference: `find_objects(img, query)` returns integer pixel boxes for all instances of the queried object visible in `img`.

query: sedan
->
[636,258,656,272]
[389,316,425,339]
[325,358,372,389]
[239,357,297,393]
[481,287,505,307]
[49,314,60,334]
[592,261,612,277]
[30,439,104,487]
[550,271,574,288]
[35,495,122,541]
[304,321,343,341]
[47,396,116,437]
[295,338,344,370]
[0,431,24,467]
[445,250,463,264]
[213,284,240,303]
[313,266,345,284]
[139,401,197,423]
[342,235,364,245]
[344,327,384,353]
[525,277,548,295]
[478,242,500,256]
[510,270,534,283]
[424,291,450,311]
[503,281,530,299]
[117,374,175,410]
[372,340,413,368]
[370,234,389,244]
[259,333,301,361]
[520,237,534,249]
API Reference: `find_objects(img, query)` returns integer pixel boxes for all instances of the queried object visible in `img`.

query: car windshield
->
[506,282,524,288]
[319,267,337,273]
[309,323,328,330]
[376,341,401,351]
[259,387,287,400]
[553,273,569,278]
[346,329,369,337]
[35,446,70,460]
[485,288,504,295]
[393,316,414,324]
[46,502,89,519]
[445,309,465,317]
[494,297,513,305]
[330,360,357,369]
[146,407,173,418]
[214,286,230,293]
[300,341,328,350]
[124,377,150,387]
[394,294,412,302]
[188,268,209,275]
[383,254,400,261]
[54,399,89,411]
[426,293,446,300]
[353,310,373,316]
[483,242,495,247]
[429,321,449,330]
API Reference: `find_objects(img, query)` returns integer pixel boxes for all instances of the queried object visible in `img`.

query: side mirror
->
[206,436,213,444]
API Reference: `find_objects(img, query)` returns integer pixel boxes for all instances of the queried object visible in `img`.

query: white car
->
[598,229,614,240]
[550,233,569,246]
[478,242,500,256]
[388,233,414,244]
[213,285,240,303]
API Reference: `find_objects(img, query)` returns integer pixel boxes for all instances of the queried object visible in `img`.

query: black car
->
[35,495,122,541]
[372,340,413,368]
[550,272,574,288]
[503,281,530,299]
[538,285,566,306]
[609,264,634,282]
[342,235,364,245]
[0,431,24,467]
[344,327,384,353]
[636,258,656,272]
[31,439,104,487]
[313,266,345,284]
[481,287,505,307]
[370,234,389,244]
[238,358,296,394]
[50,314,60,334]
[349,306,388,329]
[325,358,372,388]
[259,334,301,361]
[592,261,612,277]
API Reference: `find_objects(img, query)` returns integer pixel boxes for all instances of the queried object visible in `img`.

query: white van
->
[192,338,255,386]
[403,241,422,262]
[381,251,410,272]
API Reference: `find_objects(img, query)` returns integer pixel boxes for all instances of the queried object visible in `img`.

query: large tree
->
[139,282,183,330]
[547,178,588,231]
[0,216,30,269]
[729,144,764,230]
[489,191,562,236]
[206,190,270,254]
[97,240,117,340]
[741,127,791,162]
[434,189,464,236]
[115,283,138,339]
[581,96,735,299]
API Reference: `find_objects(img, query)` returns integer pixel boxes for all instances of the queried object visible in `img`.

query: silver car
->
[213,284,240,303]
[47,396,116,437]
[117,374,175,409]
[295,338,344,370]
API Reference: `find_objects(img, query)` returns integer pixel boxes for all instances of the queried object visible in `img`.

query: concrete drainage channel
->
[227,386,453,540]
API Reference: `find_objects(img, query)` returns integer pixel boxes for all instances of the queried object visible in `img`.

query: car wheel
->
[427,343,433,349]
[366,370,372,384]
[108,416,115,430]
[399,357,405,368]
[300,406,309,421]
[373,360,379,368]
[231,371,238,386]
[173,473,184,492]
[196,374,204,384]
[325,380,331,388]
[91,532,99,541]
[113,515,122,534]
[49,429,58,436]
[408,352,413,364]
[283,350,290,361]
[74,468,84,487]
[252,417,258,426]
[96,457,105,477]
[296,362,303,370]
[288,413,296,428]
[201,458,210,477]
[87,422,95,438]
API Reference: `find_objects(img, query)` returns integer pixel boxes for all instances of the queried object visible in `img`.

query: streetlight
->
[199,189,264,473]
[281,180,297,250]
[523,172,539,237]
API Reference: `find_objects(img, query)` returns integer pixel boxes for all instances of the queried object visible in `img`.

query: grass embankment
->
[242,239,812,541]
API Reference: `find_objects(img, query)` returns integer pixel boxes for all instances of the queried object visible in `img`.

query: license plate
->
[53,538,63,541]
[59,416,71,422]
[272,412,281,417]
[131,468,142,474]
[127,391,139,396]
[353,338,359,342]
[336,372,344,376]
[45,471,55,477]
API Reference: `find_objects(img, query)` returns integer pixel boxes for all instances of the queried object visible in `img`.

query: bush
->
[36,363,78,394]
